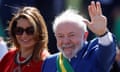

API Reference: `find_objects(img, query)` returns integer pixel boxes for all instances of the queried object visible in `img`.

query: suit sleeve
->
[97,32,116,70]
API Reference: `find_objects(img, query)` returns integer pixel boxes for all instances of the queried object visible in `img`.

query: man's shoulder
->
[42,53,59,72]
[87,38,98,49]
[43,52,60,65]
[45,52,59,61]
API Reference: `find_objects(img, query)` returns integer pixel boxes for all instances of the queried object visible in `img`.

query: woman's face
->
[15,18,36,49]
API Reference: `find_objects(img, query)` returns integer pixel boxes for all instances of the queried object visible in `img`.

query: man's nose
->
[62,37,70,44]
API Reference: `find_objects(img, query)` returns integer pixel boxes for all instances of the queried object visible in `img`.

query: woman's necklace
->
[15,52,32,65]
[13,65,21,72]
[13,52,33,72]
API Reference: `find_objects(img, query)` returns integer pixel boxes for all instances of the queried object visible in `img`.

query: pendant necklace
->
[15,53,32,65]
[14,52,33,72]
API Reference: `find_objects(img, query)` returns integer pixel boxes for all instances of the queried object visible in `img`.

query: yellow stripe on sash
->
[59,53,67,72]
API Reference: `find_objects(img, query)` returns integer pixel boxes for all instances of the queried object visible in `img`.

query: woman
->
[0,6,49,72]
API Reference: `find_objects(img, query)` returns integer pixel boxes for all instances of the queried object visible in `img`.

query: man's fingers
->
[88,5,93,19]
[91,1,97,16]
[96,1,102,15]
[88,1,96,20]
[88,1,103,21]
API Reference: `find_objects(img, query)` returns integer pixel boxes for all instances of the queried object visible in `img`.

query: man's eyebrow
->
[68,32,75,34]
[56,33,63,35]
[56,32,76,35]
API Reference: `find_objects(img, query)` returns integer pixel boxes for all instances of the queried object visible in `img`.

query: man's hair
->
[53,9,87,33]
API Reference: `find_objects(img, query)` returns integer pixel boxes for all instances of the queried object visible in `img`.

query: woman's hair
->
[8,6,48,61]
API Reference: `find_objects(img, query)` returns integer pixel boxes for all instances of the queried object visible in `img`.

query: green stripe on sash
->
[56,53,74,72]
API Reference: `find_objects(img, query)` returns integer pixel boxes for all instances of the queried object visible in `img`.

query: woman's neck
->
[20,47,34,58]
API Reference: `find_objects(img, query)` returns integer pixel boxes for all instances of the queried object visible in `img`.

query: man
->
[42,1,116,72]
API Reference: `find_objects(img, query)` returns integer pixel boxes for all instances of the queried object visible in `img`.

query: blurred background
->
[0,0,120,54]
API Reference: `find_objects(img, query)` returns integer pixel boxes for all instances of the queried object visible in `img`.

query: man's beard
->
[58,40,84,59]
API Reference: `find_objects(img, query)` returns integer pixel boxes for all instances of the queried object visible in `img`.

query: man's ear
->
[84,32,88,40]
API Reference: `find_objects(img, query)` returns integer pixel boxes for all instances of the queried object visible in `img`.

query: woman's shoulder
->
[41,49,50,60]
[0,47,17,71]
[8,47,17,54]
[1,47,17,60]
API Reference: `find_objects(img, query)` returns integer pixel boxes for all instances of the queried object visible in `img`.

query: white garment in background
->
[0,39,8,60]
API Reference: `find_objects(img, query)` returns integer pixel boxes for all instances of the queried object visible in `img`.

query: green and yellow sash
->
[56,53,74,72]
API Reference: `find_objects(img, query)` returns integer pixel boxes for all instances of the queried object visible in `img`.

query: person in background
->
[0,6,49,72]
[0,37,8,60]
[110,47,120,72]
[42,1,116,72]
[110,6,120,72]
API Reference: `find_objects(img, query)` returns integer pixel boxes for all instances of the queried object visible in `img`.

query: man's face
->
[55,21,85,59]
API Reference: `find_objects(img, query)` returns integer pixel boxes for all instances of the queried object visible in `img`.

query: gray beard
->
[58,40,84,59]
